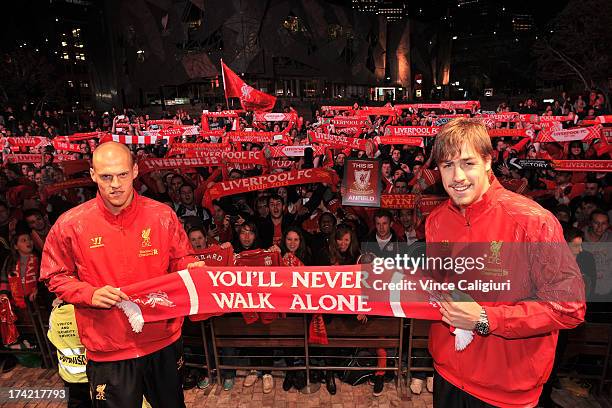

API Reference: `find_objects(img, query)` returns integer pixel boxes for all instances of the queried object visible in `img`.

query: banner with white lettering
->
[342,159,381,207]
[203,168,339,209]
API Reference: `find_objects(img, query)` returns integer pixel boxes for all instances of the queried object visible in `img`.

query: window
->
[80,81,89,88]
[61,41,68,47]
[62,53,70,60]
[67,80,74,88]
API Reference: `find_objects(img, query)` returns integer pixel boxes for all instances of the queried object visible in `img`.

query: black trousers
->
[64,381,91,408]
[433,370,497,408]
[86,339,185,408]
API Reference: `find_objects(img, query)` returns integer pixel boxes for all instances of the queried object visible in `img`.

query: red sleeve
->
[39,224,97,306]
[486,217,585,338]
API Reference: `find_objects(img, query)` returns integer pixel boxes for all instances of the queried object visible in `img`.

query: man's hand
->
[91,286,129,309]
[439,293,483,330]
[187,261,206,269]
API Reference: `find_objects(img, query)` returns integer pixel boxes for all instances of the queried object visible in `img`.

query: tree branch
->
[546,43,590,90]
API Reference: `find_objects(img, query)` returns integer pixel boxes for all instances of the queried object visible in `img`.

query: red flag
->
[221,60,276,112]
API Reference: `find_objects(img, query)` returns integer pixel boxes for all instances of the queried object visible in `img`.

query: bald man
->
[41,142,193,408]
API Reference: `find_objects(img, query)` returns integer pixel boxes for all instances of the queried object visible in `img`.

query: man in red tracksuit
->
[40,142,193,408]
[425,118,585,408]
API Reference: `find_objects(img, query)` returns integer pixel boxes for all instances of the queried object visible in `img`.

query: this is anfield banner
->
[384,126,440,137]
[221,61,276,112]
[203,168,339,210]
[116,264,441,333]
[552,160,612,172]
[342,159,381,207]
[537,125,602,143]
[308,130,371,151]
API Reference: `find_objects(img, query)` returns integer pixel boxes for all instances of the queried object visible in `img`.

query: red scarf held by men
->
[203,168,339,210]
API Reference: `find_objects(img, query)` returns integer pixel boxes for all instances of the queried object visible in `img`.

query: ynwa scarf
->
[115,264,440,329]
[6,137,50,148]
[203,168,339,210]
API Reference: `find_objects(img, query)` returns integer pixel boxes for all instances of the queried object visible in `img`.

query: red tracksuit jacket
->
[40,192,193,362]
[425,178,585,407]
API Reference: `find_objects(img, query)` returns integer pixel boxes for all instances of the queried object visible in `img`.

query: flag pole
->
[220,59,230,110]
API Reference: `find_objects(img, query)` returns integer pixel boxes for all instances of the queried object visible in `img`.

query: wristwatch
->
[474,308,490,336]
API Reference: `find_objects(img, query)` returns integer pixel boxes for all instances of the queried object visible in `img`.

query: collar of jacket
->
[95,190,140,226]
[445,174,504,220]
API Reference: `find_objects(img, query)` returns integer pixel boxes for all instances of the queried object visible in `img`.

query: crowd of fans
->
[0,89,610,399]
